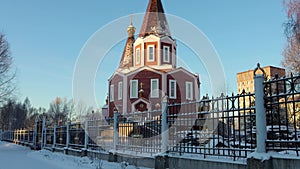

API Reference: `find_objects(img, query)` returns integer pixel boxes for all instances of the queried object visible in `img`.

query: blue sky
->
[0,0,287,109]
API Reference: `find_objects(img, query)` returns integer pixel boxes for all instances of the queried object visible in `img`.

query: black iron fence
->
[167,92,256,160]
[265,73,300,155]
[55,126,67,148]
[69,123,85,149]
[45,128,54,147]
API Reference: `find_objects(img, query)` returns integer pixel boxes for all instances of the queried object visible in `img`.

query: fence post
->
[21,129,23,142]
[22,129,24,143]
[15,129,18,143]
[27,129,30,143]
[84,120,88,150]
[66,123,70,148]
[53,125,56,149]
[254,63,267,153]
[33,117,38,148]
[113,108,119,151]
[161,95,169,153]
[41,116,46,148]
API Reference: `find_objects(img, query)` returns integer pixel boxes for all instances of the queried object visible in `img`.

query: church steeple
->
[119,18,136,69]
[139,0,171,37]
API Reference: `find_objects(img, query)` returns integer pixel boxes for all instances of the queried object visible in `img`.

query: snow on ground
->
[0,141,151,169]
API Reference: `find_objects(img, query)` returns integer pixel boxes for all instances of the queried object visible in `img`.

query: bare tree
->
[282,36,300,73]
[0,99,27,130]
[0,33,16,103]
[68,99,76,122]
[283,0,300,40]
[282,0,300,73]
[74,100,90,122]
[48,97,70,126]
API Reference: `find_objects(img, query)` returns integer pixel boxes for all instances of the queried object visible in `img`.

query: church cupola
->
[127,18,136,38]
[118,19,136,69]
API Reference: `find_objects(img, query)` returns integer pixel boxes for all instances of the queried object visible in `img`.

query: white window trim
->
[163,46,170,63]
[110,84,114,102]
[186,82,193,100]
[118,82,123,100]
[151,79,159,98]
[130,80,138,99]
[136,48,140,64]
[147,45,155,62]
[169,80,176,99]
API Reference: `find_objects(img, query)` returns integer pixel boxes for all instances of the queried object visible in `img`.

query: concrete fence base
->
[5,141,300,169]
[168,156,246,169]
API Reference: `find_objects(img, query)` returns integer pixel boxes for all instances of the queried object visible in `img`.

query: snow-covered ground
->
[0,141,151,169]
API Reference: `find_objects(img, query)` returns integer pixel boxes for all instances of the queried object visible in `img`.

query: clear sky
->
[0,0,287,109]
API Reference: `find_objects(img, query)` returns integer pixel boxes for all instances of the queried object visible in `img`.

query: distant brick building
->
[106,0,200,117]
[237,66,286,94]
[235,66,286,130]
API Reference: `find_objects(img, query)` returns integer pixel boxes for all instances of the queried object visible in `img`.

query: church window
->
[110,85,114,102]
[130,80,138,98]
[169,80,176,99]
[136,48,140,64]
[148,45,155,62]
[163,46,170,62]
[151,79,159,98]
[118,82,123,100]
[186,82,193,100]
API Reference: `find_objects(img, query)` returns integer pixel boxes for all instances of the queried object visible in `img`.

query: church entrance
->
[132,98,150,112]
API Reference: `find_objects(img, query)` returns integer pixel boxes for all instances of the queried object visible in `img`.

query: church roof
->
[139,0,171,37]
[118,23,136,69]
[118,36,134,69]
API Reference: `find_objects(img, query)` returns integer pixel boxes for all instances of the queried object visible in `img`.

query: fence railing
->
[1,129,34,145]
[1,65,300,161]
[86,119,113,151]
[167,92,256,160]
[264,73,300,155]
[117,110,162,154]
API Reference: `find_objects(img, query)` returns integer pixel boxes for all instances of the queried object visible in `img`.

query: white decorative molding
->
[131,98,151,112]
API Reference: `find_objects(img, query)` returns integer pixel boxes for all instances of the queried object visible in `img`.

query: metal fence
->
[69,123,85,149]
[0,92,256,161]
[1,66,300,160]
[117,110,162,154]
[45,128,54,147]
[265,73,300,155]
[55,126,67,148]
[1,129,34,146]
[167,92,256,160]
[87,119,113,151]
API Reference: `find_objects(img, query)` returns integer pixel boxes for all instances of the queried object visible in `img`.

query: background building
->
[235,65,286,130]
[237,66,286,94]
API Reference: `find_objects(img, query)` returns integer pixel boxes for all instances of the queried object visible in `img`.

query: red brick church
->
[106,0,200,117]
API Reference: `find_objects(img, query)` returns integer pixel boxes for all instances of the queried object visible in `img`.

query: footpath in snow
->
[0,141,151,169]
